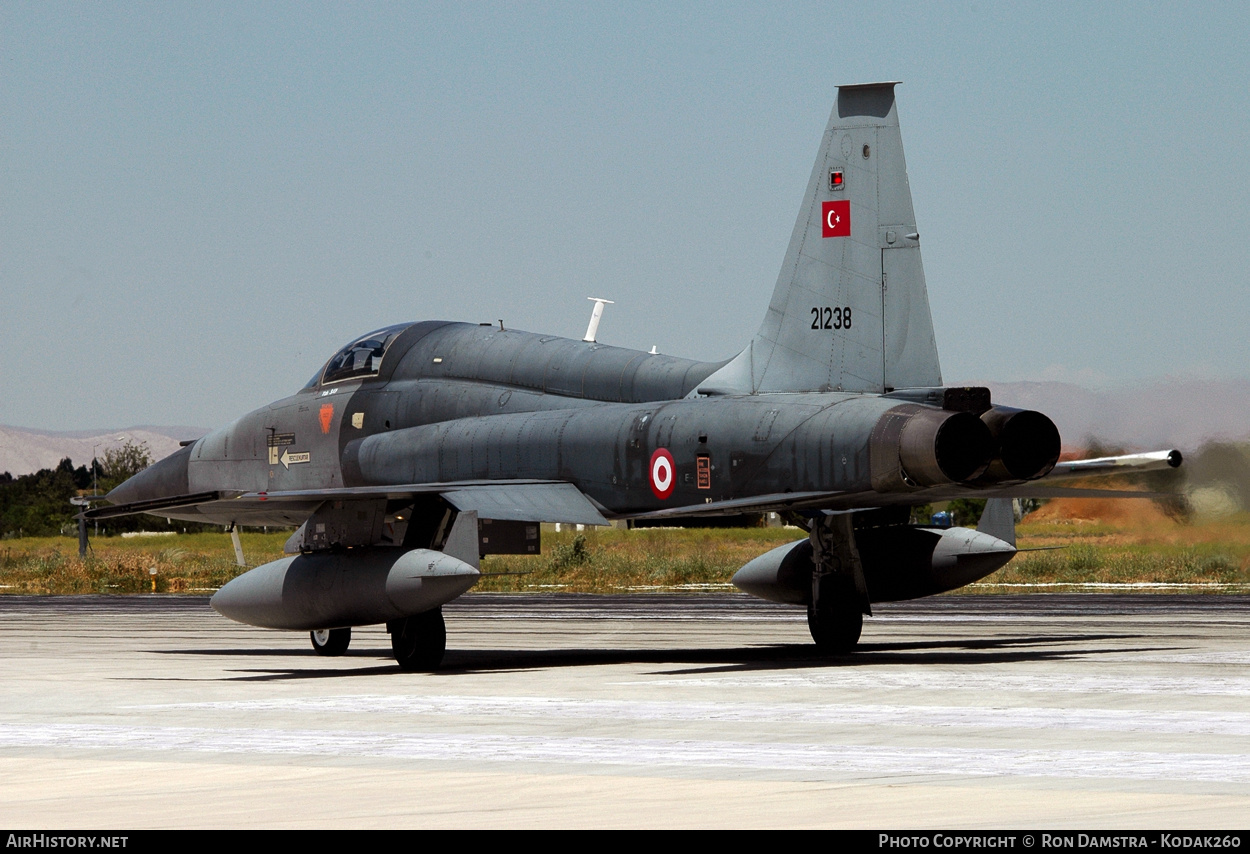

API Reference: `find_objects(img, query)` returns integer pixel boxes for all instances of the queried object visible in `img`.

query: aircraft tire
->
[807,600,862,653]
[391,608,447,671]
[310,627,351,656]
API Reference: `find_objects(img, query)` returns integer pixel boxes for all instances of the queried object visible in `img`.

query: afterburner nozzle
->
[869,405,994,491]
[976,407,1061,483]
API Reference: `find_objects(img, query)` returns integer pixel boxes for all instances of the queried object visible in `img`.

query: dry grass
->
[476,526,806,593]
[0,531,289,594]
[965,501,1250,592]
[3,504,1250,595]
[0,528,807,595]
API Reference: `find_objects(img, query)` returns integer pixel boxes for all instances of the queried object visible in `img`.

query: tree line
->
[0,441,216,538]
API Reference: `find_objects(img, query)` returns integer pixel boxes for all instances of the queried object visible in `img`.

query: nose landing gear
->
[310,627,352,656]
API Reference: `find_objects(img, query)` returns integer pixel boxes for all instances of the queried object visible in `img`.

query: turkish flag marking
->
[821,200,851,237]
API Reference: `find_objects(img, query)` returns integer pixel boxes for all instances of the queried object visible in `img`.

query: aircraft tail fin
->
[699,83,942,395]
[976,498,1016,548]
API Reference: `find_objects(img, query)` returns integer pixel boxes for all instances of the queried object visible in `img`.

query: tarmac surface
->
[1,592,1248,828]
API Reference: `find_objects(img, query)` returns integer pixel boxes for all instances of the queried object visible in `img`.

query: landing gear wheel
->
[807,601,863,653]
[390,608,447,671]
[310,627,351,656]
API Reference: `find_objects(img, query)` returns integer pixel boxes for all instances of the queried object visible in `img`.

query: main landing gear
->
[310,627,351,656]
[388,608,447,671]
[307,610,446,670]
[807,593,863,653]
[807,514,870,654]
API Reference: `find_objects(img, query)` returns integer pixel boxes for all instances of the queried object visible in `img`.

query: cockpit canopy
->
[312,323,414,387]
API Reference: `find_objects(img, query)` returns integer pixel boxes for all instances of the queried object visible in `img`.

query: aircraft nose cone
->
[105,444,193,505]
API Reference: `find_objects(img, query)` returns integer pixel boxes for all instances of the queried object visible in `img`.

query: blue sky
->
[4,2,1248,429]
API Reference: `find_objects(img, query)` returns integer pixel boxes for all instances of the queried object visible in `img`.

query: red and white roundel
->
[649,448,675,499]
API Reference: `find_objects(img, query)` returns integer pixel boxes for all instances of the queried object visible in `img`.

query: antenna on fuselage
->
[583,297,614,343]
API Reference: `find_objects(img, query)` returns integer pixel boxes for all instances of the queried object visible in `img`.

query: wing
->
[81,479,609,527]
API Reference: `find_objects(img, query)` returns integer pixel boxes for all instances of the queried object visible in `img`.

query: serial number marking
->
[811,306,852,330]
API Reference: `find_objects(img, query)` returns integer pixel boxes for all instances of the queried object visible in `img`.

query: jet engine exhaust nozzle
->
[978,407,1062,482]
[871,405,994,491]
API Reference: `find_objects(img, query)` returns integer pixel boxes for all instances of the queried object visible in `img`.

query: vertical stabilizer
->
[976,499,1016,548]
[699,83,942,395]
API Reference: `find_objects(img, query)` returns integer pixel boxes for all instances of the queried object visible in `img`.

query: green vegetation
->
[944,498,987,527]
[0,458,95,538]
[0,440,222,539]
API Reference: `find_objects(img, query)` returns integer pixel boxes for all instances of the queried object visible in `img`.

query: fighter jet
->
[88,82,1181,670]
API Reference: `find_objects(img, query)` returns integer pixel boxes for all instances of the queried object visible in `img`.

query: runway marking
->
[625,672,1250,696]
[452,610,804,621]
[2,723,1246,783]
[449,608,1239,624]
[611,584,737,591]
[970,583,1250,591]
[137,695,1250,736]
[1102,651,1250,665]
[449,611,1124,623]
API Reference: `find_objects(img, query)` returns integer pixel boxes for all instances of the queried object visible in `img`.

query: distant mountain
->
[0,425,208,478]
[981,379,1250,452]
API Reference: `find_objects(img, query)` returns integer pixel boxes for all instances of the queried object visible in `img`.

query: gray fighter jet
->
[88,83,1181,670]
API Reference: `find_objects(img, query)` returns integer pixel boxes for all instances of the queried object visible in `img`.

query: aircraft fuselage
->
[121,320,940,526]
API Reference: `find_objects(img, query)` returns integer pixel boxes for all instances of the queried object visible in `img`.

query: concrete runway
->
[1,593,1248,828]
